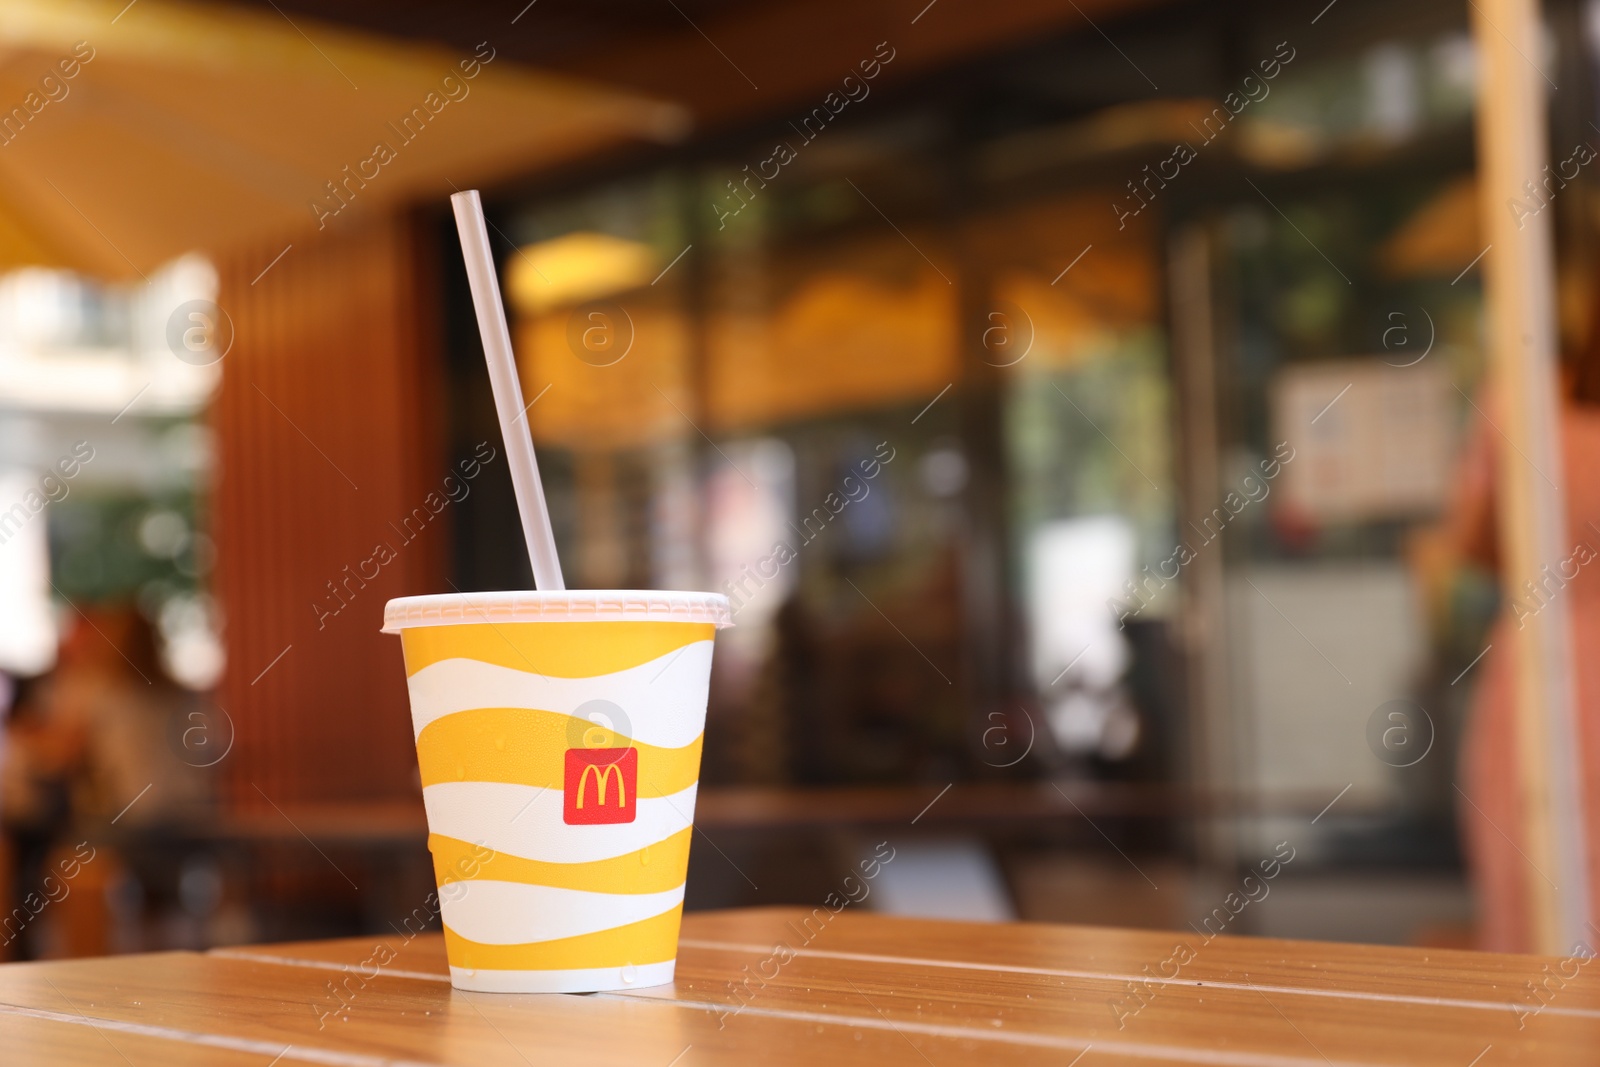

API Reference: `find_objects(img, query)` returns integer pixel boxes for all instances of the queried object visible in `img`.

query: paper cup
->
[383,590,731,993]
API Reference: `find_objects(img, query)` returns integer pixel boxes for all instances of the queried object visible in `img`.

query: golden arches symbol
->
[576,762,627,809]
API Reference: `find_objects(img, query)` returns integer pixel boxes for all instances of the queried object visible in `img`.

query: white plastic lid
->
[381,590,733,633]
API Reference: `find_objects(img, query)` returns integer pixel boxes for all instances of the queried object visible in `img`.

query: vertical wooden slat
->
[1471,0,1592,952]
[211,213,445,809]
[1168,223,1235,873]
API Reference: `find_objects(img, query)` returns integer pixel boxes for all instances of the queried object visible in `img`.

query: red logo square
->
[563,748,637,825]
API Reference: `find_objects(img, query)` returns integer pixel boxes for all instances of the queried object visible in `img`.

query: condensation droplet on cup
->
[639,846,650,866]
[456,764,466,779]
[621,963,637,984]
[494,737,506,751]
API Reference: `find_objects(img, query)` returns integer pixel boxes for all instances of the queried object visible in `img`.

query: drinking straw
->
[450,190,566,591]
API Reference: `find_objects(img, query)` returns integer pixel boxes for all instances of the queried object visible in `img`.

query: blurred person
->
[50,607,210,828]
[0,672,84,959]
[1421,299,1600,953]
[38,608,214,957]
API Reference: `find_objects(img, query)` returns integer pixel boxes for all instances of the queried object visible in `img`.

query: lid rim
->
[381,590,734,633]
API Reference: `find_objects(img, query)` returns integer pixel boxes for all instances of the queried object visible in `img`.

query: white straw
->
[450,190,565,592]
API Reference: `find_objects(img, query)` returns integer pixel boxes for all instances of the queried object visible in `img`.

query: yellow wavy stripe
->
[415,707,702,793]
[430,829,692,895]
[443,904,683,971]
[400,621,714,678]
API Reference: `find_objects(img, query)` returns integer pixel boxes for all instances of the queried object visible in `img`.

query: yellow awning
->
[0,0,686,279]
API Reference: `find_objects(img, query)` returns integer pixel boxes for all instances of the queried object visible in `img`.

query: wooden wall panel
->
[212,214,444,809]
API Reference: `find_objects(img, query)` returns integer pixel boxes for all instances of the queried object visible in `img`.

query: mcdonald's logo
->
[563,747,637,825]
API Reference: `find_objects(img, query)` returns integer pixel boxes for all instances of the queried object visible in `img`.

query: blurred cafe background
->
[2,0,1597,960]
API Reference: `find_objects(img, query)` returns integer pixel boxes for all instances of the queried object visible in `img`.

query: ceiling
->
[235,0,1172,135]
[0,0,686,278]
[0,0,1173,279]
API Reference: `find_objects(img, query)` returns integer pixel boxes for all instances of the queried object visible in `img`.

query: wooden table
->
[0,907,1594,1065]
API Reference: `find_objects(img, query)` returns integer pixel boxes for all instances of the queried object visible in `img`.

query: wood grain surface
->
[0,908,1595,1065]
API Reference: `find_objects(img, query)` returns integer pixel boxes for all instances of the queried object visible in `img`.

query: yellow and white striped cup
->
[382,590,731,993]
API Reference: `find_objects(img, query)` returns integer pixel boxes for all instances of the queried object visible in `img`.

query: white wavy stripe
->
[449,960,676,992]
[423,780,698,864]
[439,880,683,945]
[405,642,712,745]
